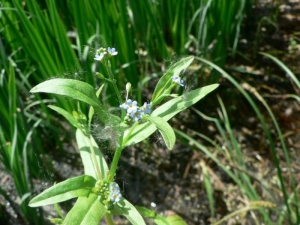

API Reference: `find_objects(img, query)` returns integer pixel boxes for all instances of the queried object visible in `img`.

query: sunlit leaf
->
[136,206,169,225]
[111,198,146,225]
[29,175,96,207]
[166,215,187,225]
[123,84,219,147]
[147,116,176,150]
[30,78,120,125]
[63,194,106,225]
[76,129,109,180]
[151,56,194,106]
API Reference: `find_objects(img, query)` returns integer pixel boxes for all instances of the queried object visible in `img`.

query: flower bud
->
[72,111,79,119]
[126,82,131,92]
[95,72,105,79]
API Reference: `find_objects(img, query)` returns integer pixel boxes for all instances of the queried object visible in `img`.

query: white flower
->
[94,52,106,61]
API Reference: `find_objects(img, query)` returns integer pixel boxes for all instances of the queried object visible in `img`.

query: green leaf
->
[146,116,176,150]
[76,129,109,180]
[29,175,96,207]
[122,84,219,147]
[166,215,187,225]
[63,194,106,225]
[136,206,169,225]
[151,56,194,106]
[154,216,170,225]
[48,105,87,133]
[30,78,120,125]
[88,83,106,128]
[111,198,146,225]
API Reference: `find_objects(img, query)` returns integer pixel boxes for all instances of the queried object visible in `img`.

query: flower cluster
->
[120,99,151,122]
[172,75,184,87]
[109,182,122,203]
[92,180,122,206]
[94,47,118,61]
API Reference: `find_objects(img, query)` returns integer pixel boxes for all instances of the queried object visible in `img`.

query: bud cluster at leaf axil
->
[92,180,122,209]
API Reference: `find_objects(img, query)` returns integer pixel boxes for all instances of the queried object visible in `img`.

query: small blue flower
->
[129,110,142,122]
[126,100,138,114]
[109,182,122,203]
[94,53,106,61]
[108,47,118,56]
[109,182,120,193]
[120,99,149,122]
[172,76,184,87]
[120,102,129,110]
[142,102,151,115]
[110,191,122,203]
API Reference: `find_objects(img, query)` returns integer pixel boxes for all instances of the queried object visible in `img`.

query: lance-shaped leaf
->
[48,105,88,134]
[136,206,169,225]
[111,198,146,225]
[29,175,96,207]
[63,194,106,225]
[135,206,188,225]
[151,56,194,106]
[122,84,219,147]
[30,78,120,125]
[146,116,175,150]
[76,129,109,179]
[166,215,187,225]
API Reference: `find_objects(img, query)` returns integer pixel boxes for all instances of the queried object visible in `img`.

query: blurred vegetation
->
[0,0,299,224]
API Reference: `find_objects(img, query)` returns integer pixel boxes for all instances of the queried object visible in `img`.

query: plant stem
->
[105,60,122,104]
[109,122,139,179]
[109,145,123,180]
[105,59,126,119]
[122,121,139,146]
[105,214,115,225]
[88,135,102,180]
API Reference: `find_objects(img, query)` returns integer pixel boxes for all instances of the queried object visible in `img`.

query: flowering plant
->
[28,47,218,225]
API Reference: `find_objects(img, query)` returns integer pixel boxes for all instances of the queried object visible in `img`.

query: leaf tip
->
[29,86,37,93]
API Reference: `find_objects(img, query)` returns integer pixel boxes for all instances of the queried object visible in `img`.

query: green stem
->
[105,60,122,104]
[88,135,102,180]
[108,144,123,180]
[108,120,138,179]
[105,59,125,119]
[105,214,115,225]
[109,122,139,179]
[122,121,139,147]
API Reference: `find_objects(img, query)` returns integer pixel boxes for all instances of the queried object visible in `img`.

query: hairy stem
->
[109,122,139,179]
